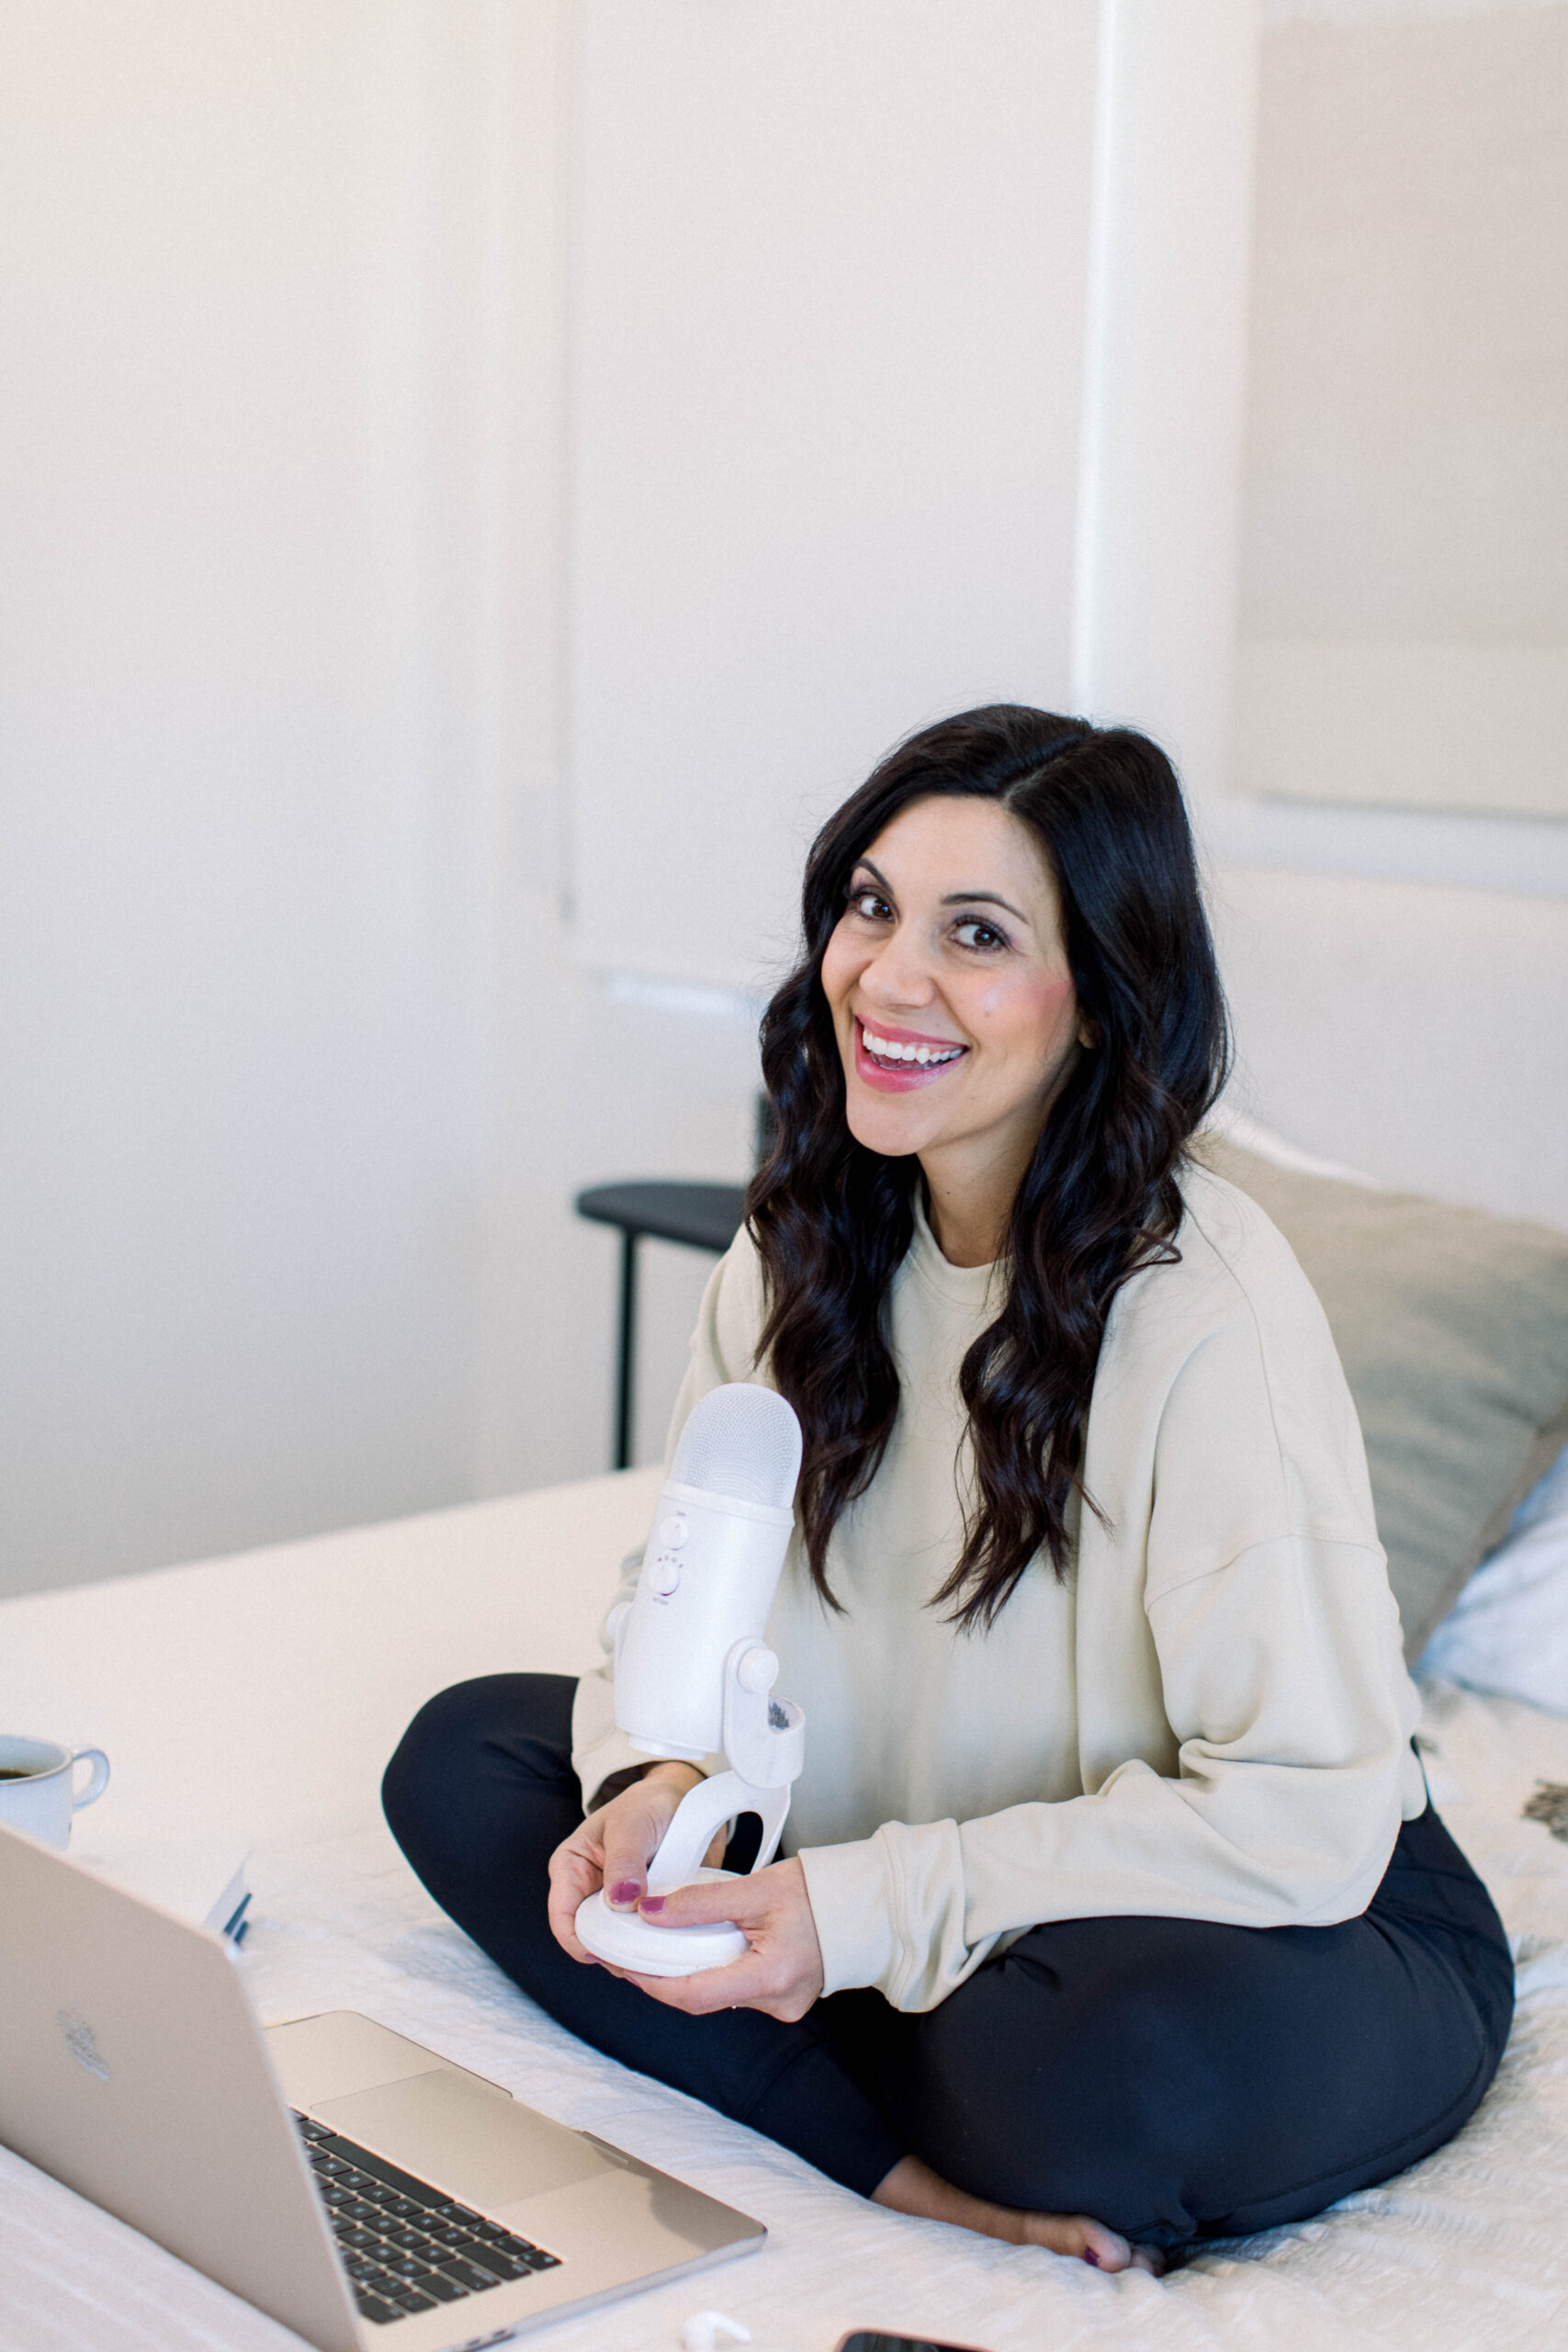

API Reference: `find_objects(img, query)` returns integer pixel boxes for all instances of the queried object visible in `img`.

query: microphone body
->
[613,1480,795,1762]
[574,1383,806,1979]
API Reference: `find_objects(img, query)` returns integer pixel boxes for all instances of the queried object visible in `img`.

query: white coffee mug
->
[0,1736,110,1849]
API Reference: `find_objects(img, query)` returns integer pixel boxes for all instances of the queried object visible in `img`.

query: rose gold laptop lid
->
[0,1820,764,2350]
[0,1818,359,2351]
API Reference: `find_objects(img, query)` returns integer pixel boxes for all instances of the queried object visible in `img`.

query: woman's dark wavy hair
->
[745,704,1230,1630]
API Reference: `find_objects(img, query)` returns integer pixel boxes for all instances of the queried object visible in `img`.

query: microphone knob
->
[660,1514,690,1548]
[737,1644,778,1696]
[649,1555,681,1598]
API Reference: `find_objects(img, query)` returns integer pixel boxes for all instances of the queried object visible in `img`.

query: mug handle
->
[71,1747,110,1812]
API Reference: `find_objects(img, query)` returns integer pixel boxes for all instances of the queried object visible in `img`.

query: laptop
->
[0,1819,764,2350]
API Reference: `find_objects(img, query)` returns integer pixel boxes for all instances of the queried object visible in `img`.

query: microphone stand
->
[575,1623,805,1978]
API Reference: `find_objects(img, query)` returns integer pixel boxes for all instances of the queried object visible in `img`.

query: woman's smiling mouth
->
[853,1018,969,1091]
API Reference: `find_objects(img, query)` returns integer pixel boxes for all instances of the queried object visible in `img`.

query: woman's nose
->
[861,927,936,1008]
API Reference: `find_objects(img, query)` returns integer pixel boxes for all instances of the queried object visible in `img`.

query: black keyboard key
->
[378,2195,427,2222]
[524,2249,561,2271]
[468,2249,524,2282]
[354,2291,400,2324]
[307,2132,457,2213]
[382,2225,437,2253]
[417,2274,468,2303]
[338,2200,383,2224]
[394,2291,437,2313]
[435,2256,502,2294]
[384,2256,435,2281]
[312,2156,354,2178]
[337,2225,384,2251]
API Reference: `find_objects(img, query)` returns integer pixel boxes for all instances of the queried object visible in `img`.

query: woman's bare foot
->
[872,2154,1166,2277]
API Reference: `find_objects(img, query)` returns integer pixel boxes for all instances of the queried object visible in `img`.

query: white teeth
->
[863,1026,962,1068]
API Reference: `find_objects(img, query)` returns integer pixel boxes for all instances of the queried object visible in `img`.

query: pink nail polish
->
[638,1895,665,1914]
[609,1881,641,1905]
[1082,2249,1100,2268]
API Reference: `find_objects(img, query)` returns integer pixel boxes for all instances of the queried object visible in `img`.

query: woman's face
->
[819,793,1089,1202]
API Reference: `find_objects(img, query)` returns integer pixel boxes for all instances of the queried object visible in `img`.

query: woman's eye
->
[953,917,1007,952]
[849,887,891,922]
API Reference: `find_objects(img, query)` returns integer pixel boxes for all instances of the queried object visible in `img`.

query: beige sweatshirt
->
[572,1162,1426,2013]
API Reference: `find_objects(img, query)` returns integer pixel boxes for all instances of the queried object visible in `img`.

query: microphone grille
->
[670,1383,803,1510]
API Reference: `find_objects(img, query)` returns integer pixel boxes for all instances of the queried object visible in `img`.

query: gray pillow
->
[1191,1135,1568,1660]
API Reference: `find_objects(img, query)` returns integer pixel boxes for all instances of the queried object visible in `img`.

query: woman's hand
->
[547,1763,723,1962]
[622,1857,826,2023]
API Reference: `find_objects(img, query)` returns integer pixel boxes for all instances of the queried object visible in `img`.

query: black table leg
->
[576,1182,747,1476]
[614,1227,638,1471]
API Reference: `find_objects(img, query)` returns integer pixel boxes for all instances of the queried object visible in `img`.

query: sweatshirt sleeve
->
[570,1232,770,1811]
[796,1271,1422,2012]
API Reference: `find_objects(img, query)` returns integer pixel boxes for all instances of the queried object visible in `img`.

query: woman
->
[385,707,1511,2271]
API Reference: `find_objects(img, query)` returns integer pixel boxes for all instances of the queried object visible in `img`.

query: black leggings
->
[382,1673,1513,2253]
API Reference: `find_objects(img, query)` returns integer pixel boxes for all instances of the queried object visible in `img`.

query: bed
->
[3,1438,1567,2352]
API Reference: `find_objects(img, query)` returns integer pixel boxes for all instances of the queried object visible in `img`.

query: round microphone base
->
[575,1868,749,1977]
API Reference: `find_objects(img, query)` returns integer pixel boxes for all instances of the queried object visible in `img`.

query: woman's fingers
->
[597,1766,701,1910]
[545,1838,601,1962]
[598,1806,656,1911]
[636,1870,770,1928]
[546,1764,706,1962]
[624,1943,807,2019]
[626,1858,825,2020]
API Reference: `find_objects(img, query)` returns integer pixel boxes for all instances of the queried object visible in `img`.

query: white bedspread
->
[4,1478,1567,2352]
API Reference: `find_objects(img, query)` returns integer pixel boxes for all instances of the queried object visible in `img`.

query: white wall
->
[0,6,485,1595]
[0,3,763,1599]
[1213,0,1568,890]
[568,0,1102,993]
[1071,0,1260,798]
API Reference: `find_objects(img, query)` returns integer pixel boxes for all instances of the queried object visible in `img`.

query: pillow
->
[1191,1132,1568,1661]
[1418,1441,1568,1715]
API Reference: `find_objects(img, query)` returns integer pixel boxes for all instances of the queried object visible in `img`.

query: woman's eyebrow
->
[940,888,1027,921]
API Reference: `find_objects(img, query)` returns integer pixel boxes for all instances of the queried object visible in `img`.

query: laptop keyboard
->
[292,2111,561,2327]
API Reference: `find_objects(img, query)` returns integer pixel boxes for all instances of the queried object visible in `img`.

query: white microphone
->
[574,1384,806,1978]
